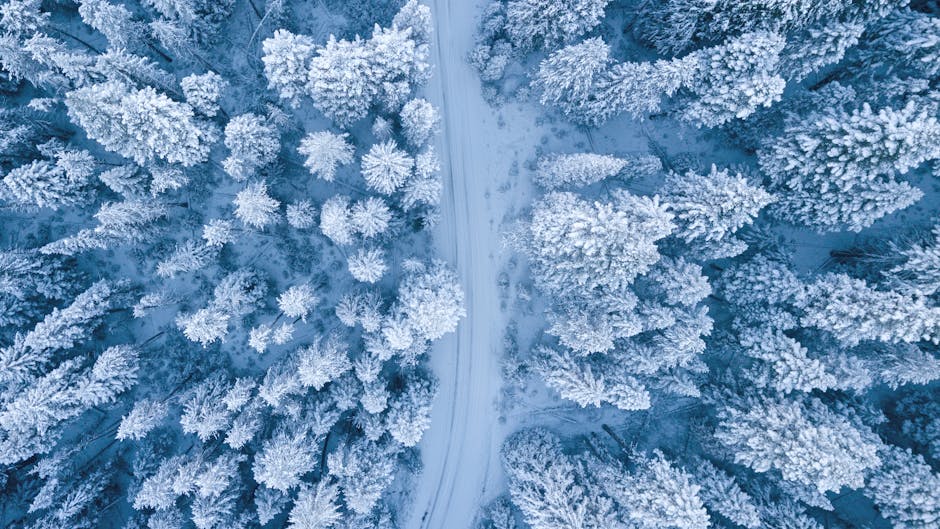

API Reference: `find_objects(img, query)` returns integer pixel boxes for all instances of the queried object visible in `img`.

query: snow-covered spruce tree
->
[690,459,761,529]
[857,8,940,80]
[866,445,940,529]
[156,239,219,278]
[589,56,695,123]
[778,21,864,82]
[533,152,628,189]
[0,279,116,384]
[661,165,774,259]
[714,392,882,493]
[41,199,169,255]
[532,37,613,126]
[66,80,216,166]
[800,273,940,346]
[141,0,233,45]
[522,191,674,298]
[233,181,280,230]
[116,399,169,441]
[593,450,710,529]
[0,250,76,330]
[262,29,316,108]
[501,428,618,529]
[0,345,138,464]
[636,0,888,56]
[759,99,940,232]
[288,480,342,529]
[222,113,280,181]
[0,0,49,37]
[677,31,786,127]
[0,144,93,210]
[533,344,651,410]
[296,130,354,182]
[78,0,145,51]
[504,0,609,52]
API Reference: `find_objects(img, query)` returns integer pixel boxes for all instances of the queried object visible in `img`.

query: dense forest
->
[2,0,940,528]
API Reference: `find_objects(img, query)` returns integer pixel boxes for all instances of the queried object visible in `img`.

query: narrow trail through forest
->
[404,0,521,527]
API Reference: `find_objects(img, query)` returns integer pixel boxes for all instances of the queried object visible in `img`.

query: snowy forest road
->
[404,0,512,528]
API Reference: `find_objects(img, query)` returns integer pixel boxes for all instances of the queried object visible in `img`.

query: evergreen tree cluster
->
[475,2,940,529]
[0,1,463,528]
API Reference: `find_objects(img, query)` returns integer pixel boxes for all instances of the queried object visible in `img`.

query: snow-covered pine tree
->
[297,333,351,391]
[277,284,318,322]
[348,248,387,283]
[306,35,375,126]
[399,97,439,149]
[262,29,315,108]
[320,194,354,245]
[361,140,414,194]
[233,181,280,229]
[385,373,436,446]
[286,200,317,229]
[181,71,226,117]
[327,438,398,515]
[395,260,466,342]
[350,197,392,239]
[297,131,354,182]
[252,426,320,491]
[222,113,280,181]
